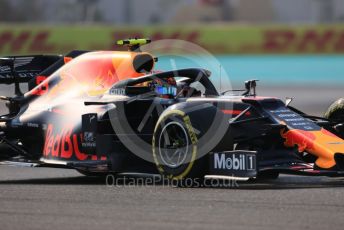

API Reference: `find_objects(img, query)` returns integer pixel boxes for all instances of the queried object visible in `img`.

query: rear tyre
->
[152,109,206,181]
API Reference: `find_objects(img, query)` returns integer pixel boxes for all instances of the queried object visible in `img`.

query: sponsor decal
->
[83,132,94,142]
[82,131,96,148]
[109,88,125,95]
[269,108,319,131]
[213,152,255,171]
[43,124,88,160]
[0,56,33,72]
[209,151,257,177]
[2,26,344,54]
[0,72,40,80]
[0,30,55,53]
[263,29,344,53]
[81,114,97,150]
[327,142,344,145]
[27,122,39,128]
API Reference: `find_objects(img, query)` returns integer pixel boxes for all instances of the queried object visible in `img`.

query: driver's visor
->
[155,86,177,96]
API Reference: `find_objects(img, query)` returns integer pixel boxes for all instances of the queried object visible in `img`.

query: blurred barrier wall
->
[1,24,344,55]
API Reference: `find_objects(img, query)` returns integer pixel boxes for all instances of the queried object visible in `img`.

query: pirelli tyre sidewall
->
[152,102,225,180]
[153,109,199,180]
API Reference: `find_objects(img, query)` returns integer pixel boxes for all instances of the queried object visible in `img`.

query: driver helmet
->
[149,77,177,98]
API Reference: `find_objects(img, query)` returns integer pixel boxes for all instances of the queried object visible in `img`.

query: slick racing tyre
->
[152,109,206,181]
[324,98,344,122]
[325,98,344,138]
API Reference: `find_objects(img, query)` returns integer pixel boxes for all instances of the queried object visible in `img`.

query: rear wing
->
[0,55,62,84]
[0,51,88,116]
[0,51,88,97]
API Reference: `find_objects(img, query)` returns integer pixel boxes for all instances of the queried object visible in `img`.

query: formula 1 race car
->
[1,38,344,182]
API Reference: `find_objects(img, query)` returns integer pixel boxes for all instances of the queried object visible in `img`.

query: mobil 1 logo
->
[209,151,257,177]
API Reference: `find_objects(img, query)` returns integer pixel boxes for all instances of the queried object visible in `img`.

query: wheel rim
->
[158,121,189,168]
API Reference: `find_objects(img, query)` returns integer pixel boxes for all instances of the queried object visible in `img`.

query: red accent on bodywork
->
[221,110,251,116]
[52,108,66,115]
[281,129,316,152]
[242,96,278,101]
[43,124,53,156]
[321,128,339,138]
[31,76,49,96]
[64,57,72,64]
[52,134,61,157]
[73,134,88,161]
[60,126,73,159]
[43,124,88,161]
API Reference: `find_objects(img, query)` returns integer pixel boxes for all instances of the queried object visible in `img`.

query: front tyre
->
[152,109,206,180]
[324,98,344,138]
[324,98,344,122]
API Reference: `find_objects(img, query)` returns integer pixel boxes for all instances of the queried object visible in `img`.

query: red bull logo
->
[43,124,105,161]
[43,124,88,160]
